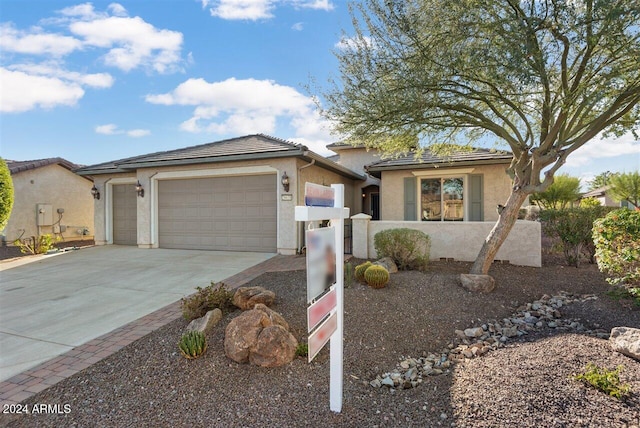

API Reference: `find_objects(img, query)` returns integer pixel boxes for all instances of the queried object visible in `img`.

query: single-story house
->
[580,185,635,209]
[76,134,540,266]
[3,158,95,244]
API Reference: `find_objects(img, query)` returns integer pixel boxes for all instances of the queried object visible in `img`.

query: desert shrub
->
[355,261,372,282]
[573,363,631,399]
[364,265,390,289]
[13,234,59,255]
[580,197,602,208]
[593,209,640,287]
[295,343,309,357]
[540,207,613,267]
[530,174,581,209]
[606,287,640,307]
[181,282,235,321]
[344,261,354,288]
[0,158,13,231]
[373,228,430,271]
[178,331,207,360]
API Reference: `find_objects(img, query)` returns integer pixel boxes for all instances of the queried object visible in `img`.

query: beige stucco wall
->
[4,164,94,243]
[352,216,541,267]
[90,157,359,255]
[379,163,512,222]
[330,147,381,211]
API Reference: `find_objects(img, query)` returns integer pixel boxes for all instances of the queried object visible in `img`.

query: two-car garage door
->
[157,175,277,252]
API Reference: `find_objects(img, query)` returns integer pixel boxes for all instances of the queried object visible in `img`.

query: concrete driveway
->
[0,246,274,382]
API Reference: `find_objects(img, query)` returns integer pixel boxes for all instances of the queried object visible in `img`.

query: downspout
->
[296,157,316,254]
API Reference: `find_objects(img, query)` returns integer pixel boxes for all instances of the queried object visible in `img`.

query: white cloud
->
[59,3,99,19]
[203,0,333,20]
[70,16,183,73]
[0,23,82,56]
[565,132,640,168]
[0,67,84,113]
[127,129,151,137]
[335,35,374,51]
[146,77,336,154]
[207,0,275,21]
[95,124,151,137]
[95,123,118,134]
[9,62,114,88]
[291,22,304,31]
[107,3,128,17]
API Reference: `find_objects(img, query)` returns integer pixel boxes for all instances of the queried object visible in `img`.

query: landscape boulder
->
[459,274,496,293]
[185,308,222,334]
[224,304,297,367]
[610,326,640,360]
[374,257,399,274]
[233,286,276,310]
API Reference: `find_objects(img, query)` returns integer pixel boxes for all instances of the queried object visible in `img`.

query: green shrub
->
[530,174,581,210]
[178,331,207,359]
[355,261,372,282]
[373,228,430,271]
[364,265,390,289]
[593,209,640,287]
[181,282,235,321]
[344,262,354,288]
[580,197,601,208]
[605,287,640,307]
[0,158,13,231]
[573,363,631,399]
[295,343,309,357]
[540,207,613,267]
[13,234,59,255]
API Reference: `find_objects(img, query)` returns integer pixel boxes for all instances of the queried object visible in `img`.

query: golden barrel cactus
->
[364,265,390,289]
[355,261,373,283]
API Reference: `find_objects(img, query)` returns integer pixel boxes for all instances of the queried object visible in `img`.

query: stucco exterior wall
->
[4,164,94,243]
[330,147,381,211]
[379,163,512,222]
[352,217,541,267]
[90,157,358,255]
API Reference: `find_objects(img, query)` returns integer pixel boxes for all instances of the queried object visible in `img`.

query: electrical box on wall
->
[36,204,53,226]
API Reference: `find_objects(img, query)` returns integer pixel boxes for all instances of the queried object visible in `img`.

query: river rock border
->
[370,292,607,389]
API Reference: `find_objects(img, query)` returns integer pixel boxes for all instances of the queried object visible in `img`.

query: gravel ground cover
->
[2,260,638,427]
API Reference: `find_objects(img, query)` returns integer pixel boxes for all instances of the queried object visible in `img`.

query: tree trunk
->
[470,189,530,275]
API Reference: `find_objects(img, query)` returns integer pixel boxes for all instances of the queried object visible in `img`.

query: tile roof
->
[75,134,365,180]
[6,157,80,174]
[581,185,611,198]
[366,148,512,176]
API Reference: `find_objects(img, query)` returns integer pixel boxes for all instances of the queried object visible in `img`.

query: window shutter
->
[404,177,417,221]
[469,174,484,221]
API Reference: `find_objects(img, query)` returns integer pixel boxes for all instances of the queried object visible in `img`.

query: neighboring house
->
[580,185,635,209]
[3,158,95,244]
[76,134,540,266]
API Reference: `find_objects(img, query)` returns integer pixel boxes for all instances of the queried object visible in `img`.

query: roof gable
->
[7,157,80,175]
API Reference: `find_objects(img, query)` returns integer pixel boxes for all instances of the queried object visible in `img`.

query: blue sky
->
[1,0,638,187]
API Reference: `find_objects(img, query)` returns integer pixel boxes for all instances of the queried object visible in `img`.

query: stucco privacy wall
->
[352,216,541,267]
[329,147,381,209]
[91,157,357,255]
[380,163,512,222]
[5,164,94,242]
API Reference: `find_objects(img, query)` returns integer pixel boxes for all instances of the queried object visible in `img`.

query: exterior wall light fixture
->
[281,172,290,192]
[135,181,145,198]
[91,185,100,200]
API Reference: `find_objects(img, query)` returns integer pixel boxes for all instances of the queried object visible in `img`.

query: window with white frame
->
[420,177,464,221]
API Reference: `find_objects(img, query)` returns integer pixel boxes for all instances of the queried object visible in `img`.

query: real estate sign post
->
[295,183,348,413]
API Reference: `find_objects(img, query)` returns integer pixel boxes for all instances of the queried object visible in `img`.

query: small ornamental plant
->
[295,343,309,358]
[355,261,373,283]
[573,363,631,400]
[181,282,235,321]
[364,265,390,289]
[178,331,207,360]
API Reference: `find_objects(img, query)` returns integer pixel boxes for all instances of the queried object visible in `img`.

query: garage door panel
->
[158,175,276,252]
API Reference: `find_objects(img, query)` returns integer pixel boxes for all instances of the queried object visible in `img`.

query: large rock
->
[374,257,398,274]
[233,286,276,310]
[185,308,222,334]
[224,304,297,367]
[459,274,496,293]
[610,326,640,360]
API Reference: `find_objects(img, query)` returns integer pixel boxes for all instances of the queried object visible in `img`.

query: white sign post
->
[295,183,348,413]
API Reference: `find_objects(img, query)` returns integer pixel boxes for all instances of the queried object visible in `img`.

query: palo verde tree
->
[610,171,640,208]
[323,0,640,275]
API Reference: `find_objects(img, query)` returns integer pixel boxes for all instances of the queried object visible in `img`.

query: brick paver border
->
[0,254,310,406]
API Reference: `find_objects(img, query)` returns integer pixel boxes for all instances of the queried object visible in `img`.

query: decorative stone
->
[373,257,398,274]
[224,304,297,367]
[185,308,222,334]
[232,286,276,310]
[464,327,484,338]
[610,327,640,360]
[459,274,496,293]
